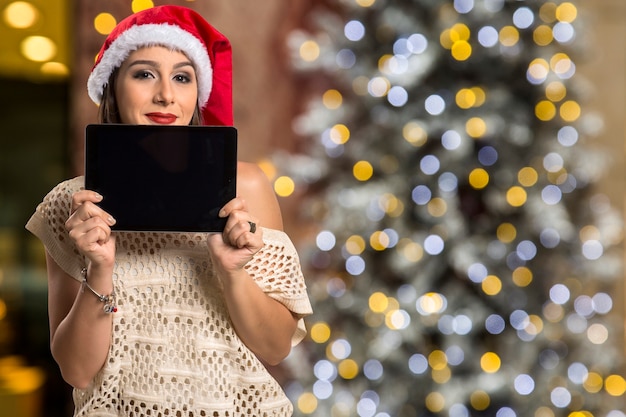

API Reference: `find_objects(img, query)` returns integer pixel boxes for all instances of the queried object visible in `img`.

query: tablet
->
[85,124,237,232]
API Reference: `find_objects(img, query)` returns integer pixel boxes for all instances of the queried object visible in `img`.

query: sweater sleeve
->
[25,177,86,281]
[245,228,313,346]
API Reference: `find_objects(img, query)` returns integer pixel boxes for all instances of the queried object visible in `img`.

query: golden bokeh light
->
[560,100,581,122]
[418,293,446,315]
[330,124,350,144]
[300,40,320,62]
[428,350,448,370]
[506,186,527,207]
[432,366,452,384]
[543,302,564,323]
[310,322,332,343]
[378,53,393,73]
[403,121,428,146]
[480,352,501,373]
[451,23,470,41]
[605,375,626,396]
[535,100,557,121]
[398,239,424,262]
[132,0,154,13]
[579,225,601,241]
[385,308,409,330]
[353,160,374,181]
[369,292,389,313]
[451,41,472,61]
[41,61,69,76]
[338,359,359,379]
[535,407,556,417]
[546,81,567,102]
[427,198,447,217]
[471,86,486,106]
[273,176,295,197]
[323,89,343,109]
[3,1,39,29]
[533,25,554,46]
[379,193,404,217]
[550,53,574,76]
[439,29,453,50]
[469,168,489,189]
[470,390,490,411]
[497,223,517,243]
[528,58,550,80]
[512,266,533,287]
[94,13,117,35]
[345,235,366,255]
[297,392,318,414]
[456,88,476,109]
[526,315,544,335]
[556,2,578,23]
[370,231,391,251]
[425,392,446,413]
[482,275,502,296]
[499,26,520,47]
[20,36,56,62]
[539,2,558,23]
[466,117,487,138]
[518,167,539,187]
[583,372,603,393]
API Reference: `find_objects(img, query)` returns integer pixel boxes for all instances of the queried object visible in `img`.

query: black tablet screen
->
[85,124,237,232]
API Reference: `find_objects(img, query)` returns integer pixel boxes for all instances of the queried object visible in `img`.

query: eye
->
[174,73,193,83]
[132,70,154,79]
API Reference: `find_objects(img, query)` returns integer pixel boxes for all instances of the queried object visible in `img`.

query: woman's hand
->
[65,190,117,269]
[207,196,263,274]
[204,162,297,365]
[206,194,297,365]
[50,189,117,388]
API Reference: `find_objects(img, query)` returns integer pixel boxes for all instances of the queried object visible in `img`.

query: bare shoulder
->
[236,161,283,231]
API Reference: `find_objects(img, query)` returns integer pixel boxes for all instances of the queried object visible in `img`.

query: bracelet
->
[80,268,117,314]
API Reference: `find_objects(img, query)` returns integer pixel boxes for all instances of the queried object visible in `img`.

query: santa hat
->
[87,5,233,126]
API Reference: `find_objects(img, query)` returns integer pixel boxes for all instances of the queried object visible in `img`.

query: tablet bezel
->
[84,124,237,232]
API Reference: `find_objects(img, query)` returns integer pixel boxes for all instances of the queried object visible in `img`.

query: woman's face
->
[115,46,198,125]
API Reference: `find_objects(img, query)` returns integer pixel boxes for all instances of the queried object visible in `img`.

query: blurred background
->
[0,0,624,416]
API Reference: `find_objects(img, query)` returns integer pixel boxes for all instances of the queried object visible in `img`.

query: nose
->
[154,80,174,104]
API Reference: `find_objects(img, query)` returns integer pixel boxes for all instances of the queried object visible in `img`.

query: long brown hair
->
[97,68,202,125]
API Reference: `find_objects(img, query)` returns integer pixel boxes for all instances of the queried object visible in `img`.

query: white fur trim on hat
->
[87,23,212,108]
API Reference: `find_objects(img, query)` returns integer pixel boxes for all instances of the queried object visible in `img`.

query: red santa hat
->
[87,5,233,126]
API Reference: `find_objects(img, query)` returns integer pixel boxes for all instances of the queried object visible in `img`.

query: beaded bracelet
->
[80,268,117,314]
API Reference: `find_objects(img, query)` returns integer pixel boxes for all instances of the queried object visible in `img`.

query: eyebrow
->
[126,59,195,69]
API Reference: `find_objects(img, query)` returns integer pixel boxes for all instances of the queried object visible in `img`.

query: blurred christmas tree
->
[277,0,624,416]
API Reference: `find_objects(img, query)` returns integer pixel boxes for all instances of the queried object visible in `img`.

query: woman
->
[26,5,312,416]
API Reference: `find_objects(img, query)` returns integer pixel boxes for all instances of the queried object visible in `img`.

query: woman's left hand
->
[207,196,263,273]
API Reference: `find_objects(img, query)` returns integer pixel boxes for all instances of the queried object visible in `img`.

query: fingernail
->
[219,209,226,217]
[108,216,116,225]
[95,193,103,200]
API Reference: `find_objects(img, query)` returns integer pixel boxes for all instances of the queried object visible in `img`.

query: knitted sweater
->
[26,177,313,417]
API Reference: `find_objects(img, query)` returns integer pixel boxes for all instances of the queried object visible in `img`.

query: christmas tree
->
[277,1,625,416]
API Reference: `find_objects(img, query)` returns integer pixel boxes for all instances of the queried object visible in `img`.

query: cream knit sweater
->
[27,177,313,416]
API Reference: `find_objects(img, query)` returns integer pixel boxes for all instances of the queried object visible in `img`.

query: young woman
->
[26,6,312,416]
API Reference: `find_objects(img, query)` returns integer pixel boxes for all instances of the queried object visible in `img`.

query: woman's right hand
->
[51,189,117,388]
[65,190,117,268]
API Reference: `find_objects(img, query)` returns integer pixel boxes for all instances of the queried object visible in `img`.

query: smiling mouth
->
[146,113,177,124]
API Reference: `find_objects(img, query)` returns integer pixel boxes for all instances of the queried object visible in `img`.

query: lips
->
[146,113,177,124]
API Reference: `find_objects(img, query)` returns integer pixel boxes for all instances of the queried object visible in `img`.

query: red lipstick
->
[146,113,177,124]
